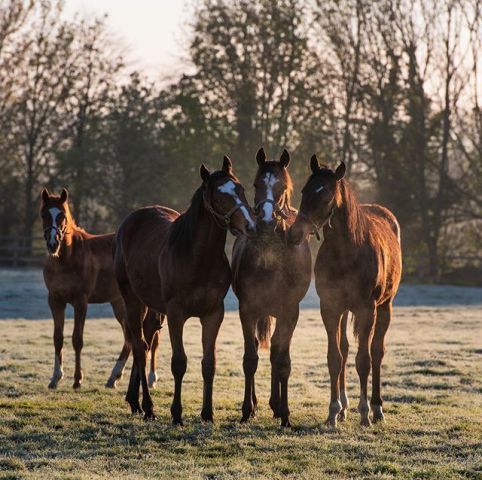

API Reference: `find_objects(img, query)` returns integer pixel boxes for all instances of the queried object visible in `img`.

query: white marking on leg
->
[218,180,255,229]
[148,370,158,388]
[261,174,278,222]
[47,207,61,248]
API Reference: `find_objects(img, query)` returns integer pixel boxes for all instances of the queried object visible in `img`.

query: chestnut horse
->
[231,148,311,427]
[114,157,256,423]
[288,156,402,427]
[40,188,162,389]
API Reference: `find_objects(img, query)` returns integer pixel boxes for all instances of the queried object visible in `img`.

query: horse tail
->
[256,316,274,349]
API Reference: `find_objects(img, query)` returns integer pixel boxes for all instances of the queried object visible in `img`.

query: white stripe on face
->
[217,180,255,229]
[261,173,278,222]
[315,185,324,193]
[48,207,61,247]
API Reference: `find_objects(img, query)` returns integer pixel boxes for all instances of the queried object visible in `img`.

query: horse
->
[288,155,402,427]
[40,188,163,390]
[231,148,311,427]
[113,156,256,424]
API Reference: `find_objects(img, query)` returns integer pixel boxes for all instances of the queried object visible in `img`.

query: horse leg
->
[269,338,281,419]
[72,297,88,389]
[126,360,142,414]
[145,311,163,388]
[200,305,224,422]
[354,304,377,427]
[168,311,187,425]
[320,303,345,427]
[48,294,66,389]
[271,305,299,427]
[338,311,350,421]
[240,307,259,423]
[106,299,131,388]
[371,300,392,423]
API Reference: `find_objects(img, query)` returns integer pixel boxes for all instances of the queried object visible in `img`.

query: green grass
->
[0,306,481,479]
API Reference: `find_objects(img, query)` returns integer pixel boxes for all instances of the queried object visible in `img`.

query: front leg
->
[72,297,88,389]
[320,302,346,427]
[48,294,66,389]
[200,305,224,422]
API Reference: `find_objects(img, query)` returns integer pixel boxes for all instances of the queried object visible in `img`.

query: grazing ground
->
[0,306,481,479]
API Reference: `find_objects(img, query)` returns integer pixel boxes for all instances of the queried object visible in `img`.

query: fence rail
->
[0,234,481,284]
[0,235,45,267]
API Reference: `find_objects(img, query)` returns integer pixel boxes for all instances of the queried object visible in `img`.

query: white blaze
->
[262,173,278,222]
[48,208,61,247]
[217,181,255,229]
[316,185,324,193]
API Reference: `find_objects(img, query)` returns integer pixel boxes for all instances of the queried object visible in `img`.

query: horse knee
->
[276,354,291,381]
[171,353,187,378]
[371,344,386,364]
[201,358,216,380]
[243,354,259,377]
[355,349,371,377]
[72,333,83,352]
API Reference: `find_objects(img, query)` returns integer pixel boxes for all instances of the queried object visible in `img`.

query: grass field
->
[0,305,481,479]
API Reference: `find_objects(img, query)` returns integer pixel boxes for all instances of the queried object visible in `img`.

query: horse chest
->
[44,262,94,301]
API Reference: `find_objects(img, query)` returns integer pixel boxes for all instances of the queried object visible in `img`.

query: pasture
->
[0,293,481,479]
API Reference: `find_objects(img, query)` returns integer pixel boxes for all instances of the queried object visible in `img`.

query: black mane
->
[168,170,235,254]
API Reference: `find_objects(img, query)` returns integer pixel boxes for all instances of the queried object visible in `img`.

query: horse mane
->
[337,180,368,247]
[168,186,204,254]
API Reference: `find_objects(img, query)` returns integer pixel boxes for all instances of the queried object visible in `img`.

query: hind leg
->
[200,305,224,422]
[338,311,350,421]
[240,306,259,423]
[72,297,88,389]
[354,304,377,427]
[48,294,66,389]
[371,300,392,423]
[106,299,131,388]
[320,302,345,427]
[145,311,164,388]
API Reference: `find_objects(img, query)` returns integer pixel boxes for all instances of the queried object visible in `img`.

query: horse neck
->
[192,204,227,256]
[328,181,367,250]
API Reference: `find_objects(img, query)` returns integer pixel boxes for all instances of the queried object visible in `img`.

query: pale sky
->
[64,0,192,79]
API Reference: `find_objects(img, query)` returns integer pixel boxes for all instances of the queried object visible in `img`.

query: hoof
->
[338,409,347,422]
[73,382,81,390]
[240,416,250,424]
[172,418,184,426]
[372,412,385,423]
[48,379,60,389]
[143,412,156,422]
[201,411,214,423]
[324,417,338,428]
[360,417,372,427]
[105,378,118,389]
[281,418,291,428]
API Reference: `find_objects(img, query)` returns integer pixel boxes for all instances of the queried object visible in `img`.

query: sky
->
[64,0,192,79]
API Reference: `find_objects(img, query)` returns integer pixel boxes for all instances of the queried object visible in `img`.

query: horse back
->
[114,205,179,312]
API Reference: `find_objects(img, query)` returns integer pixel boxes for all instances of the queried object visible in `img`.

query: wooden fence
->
[0,234,480,284]
[0,235,46,267]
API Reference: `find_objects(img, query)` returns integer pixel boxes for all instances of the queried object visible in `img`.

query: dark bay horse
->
[40,188,162,389]
[114,157,256,423]
[288,156,402,427]
[232,148,311,427]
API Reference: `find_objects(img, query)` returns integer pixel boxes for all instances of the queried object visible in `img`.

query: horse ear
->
[335,162,346,181]
[200,164,211,183]
[310,154,320,173]
[60,188,68,203]
[280,149,290,168]
[41,187,49,202]
[222,155,233,174]
[256,147,266,166]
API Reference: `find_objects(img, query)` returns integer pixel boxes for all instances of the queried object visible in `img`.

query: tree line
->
[0,0,481,280]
